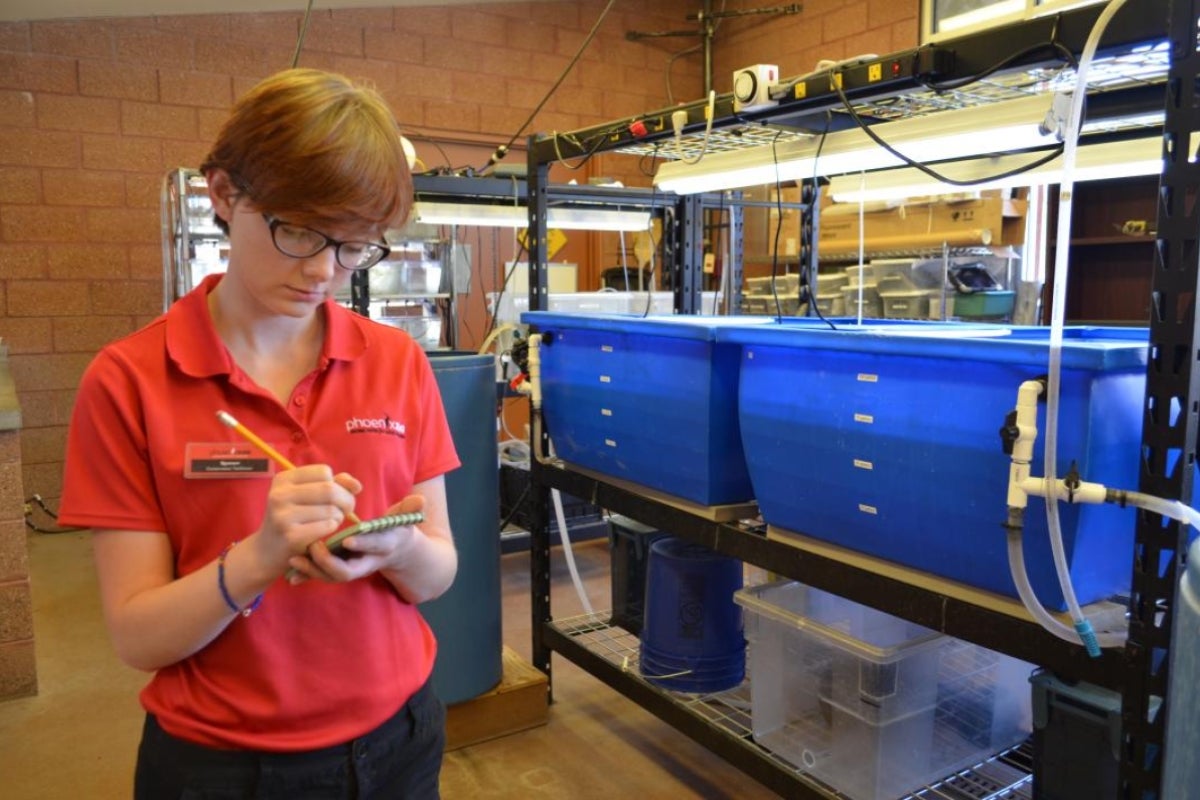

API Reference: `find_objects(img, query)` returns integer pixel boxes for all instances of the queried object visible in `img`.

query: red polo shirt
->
[60,274,460,751]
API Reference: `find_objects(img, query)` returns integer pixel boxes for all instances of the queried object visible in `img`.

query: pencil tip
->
[216,410,236,427]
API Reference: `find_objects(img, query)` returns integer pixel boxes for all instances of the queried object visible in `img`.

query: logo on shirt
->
[345,415,406,438]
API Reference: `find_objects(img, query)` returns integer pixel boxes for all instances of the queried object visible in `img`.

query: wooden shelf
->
[1045,176,1158,324]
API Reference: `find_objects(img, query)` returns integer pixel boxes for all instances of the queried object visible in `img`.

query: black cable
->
[768,130,786,320]
[290,0,316,68]
[478,0,619,174]
[549,127,619,172]
[804,113,837,331]
[25,494,86,534]
[920,18,1078,93]
[499,481,533,533]
[486,240,529,336]
[831,76,1067,187]
[666,44,703,104]
[404,130,455,172]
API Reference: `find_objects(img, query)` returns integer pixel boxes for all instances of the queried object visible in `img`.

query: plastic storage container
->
[954,290,1015,318]
[736,581,1032,800]
[880,289,932,319]
[841,284,883,318]
[722,324,1148,608]
[520,312,771,505]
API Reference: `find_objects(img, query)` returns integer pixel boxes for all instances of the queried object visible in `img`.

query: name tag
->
[184,443,275,479]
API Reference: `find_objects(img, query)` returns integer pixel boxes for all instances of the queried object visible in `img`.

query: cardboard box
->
[817,192,1027,257]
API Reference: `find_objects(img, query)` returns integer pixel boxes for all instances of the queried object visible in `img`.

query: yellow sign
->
[517,227,568,260]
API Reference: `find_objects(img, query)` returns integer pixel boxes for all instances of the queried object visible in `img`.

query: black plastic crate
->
[608,514,669,636]
[498,463,607,552]
[1031,670,1135,800]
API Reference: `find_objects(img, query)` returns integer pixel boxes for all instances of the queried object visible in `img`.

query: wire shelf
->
[628,42,1168,161]
[550,611,1035,800]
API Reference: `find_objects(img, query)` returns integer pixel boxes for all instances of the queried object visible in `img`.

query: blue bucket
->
[639,537,745,693]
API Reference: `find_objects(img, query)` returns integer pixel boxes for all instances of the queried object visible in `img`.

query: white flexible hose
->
[1010,491,1200,649]
[1123,492,1200,533]
[551,485,595,616]
[1043,0,1129,637]
[522,333,595,615]
[1006,531,1126,647]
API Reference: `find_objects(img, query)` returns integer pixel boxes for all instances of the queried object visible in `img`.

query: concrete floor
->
[0,530,775,799]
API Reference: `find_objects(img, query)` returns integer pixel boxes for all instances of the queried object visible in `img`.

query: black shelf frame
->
[518,0,1193,796]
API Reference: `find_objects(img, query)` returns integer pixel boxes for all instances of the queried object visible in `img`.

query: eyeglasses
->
[261,214,390,271]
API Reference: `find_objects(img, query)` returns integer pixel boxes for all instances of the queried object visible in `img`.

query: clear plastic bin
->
[880,289,932,319]
[735,581,1033,800]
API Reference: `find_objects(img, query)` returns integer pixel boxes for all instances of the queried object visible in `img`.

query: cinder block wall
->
[0,364,33,699]
[0,0,916,513]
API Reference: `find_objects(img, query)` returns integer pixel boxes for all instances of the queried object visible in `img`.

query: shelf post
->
[1120,0,1200,793]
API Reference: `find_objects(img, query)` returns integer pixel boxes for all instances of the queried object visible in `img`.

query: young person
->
[60,68,459,798]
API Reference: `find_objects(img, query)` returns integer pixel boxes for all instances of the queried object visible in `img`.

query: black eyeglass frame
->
[261,213,391,271]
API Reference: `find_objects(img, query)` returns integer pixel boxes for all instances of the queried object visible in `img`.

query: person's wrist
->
[218,540,266,617]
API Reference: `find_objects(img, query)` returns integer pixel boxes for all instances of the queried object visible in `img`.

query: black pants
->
[133,680,445,799]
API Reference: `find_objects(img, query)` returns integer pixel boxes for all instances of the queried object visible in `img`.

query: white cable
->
[671,91,717,166]
[1042,0,1129,648]
[517,333,595,614]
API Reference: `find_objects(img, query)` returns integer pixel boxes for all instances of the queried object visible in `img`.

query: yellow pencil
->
[216,410,362,524]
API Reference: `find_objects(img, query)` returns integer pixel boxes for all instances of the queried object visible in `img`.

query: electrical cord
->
[25,494,86,534]
[290,0,316,68]
[666,44,703,104]
[549,128,619,171]
[919,18,1078,92]
[768,130,787,320]
[830,75,1067,187]
[803,113,837,331]
[478,0,619,175]
[404,130,455,172]
[640,180,662,319]
[486,240,529,337]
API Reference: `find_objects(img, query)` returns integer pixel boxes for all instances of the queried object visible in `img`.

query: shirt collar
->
[166,274,367,379]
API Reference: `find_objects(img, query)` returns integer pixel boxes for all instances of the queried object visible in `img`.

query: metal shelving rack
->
[520,0,1193,796]
[161,169,458,351]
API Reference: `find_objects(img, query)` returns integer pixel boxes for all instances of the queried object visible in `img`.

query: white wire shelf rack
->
[549,610,1035,800]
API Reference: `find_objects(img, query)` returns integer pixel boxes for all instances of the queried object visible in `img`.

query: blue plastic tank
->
[419,352,502,705]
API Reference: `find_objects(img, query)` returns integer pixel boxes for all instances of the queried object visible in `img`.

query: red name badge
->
[185,442,277,479]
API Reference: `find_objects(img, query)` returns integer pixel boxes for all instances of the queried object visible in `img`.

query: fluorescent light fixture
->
[654,95,1066,194]
[826,136,1162,203]
[411,201,650,232]
[546,207,651,231]
[412,202,526,228]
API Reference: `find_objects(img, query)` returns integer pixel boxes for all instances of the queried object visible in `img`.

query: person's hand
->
[285,493,426,584]
[248,465,362,578]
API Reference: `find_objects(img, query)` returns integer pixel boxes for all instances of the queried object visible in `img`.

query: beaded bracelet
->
[218,540,264,618]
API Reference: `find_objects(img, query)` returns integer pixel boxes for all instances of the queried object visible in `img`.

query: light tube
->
[654,95,1068,194]
[826,136,1162,203]
[411,201,650,232]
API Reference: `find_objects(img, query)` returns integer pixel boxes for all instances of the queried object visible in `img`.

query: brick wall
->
[712,0,919,90]
[0,0,914,510]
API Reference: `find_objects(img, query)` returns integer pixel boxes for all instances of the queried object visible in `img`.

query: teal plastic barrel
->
[420,352,502,705]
